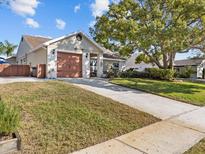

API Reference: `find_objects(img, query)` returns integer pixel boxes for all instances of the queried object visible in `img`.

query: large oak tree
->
[90,0,205,69]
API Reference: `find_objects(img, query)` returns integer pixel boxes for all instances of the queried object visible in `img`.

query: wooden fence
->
[0,65,30,77]
[37,64,46,78]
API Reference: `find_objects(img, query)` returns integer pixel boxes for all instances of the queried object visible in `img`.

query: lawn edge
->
[60,80,161,120]
[109,78,202,107]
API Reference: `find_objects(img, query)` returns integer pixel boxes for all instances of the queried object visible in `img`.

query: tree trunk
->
[168,52,176,70]
[163,52,168,69]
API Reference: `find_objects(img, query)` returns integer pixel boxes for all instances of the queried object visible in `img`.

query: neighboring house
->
[174,58,205,79]
[16,32,125,78]
[0,57,8,64]
[124,52,157,71]
[6,55,17,64]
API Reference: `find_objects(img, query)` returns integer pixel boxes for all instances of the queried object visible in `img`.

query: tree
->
[90,0,205,69]
[0,41,17,57]
[0,42,4,55]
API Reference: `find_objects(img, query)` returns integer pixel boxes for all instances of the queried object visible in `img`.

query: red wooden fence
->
[0,65,30,77]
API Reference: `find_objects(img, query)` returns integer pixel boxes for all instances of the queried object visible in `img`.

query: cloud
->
[74,4,80,13]
[56,19,66,30]
[9,0,40,16]
[91,0,109,17]
[25,18,39,28]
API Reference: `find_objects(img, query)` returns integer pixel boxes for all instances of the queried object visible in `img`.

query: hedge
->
[119,68,175,80]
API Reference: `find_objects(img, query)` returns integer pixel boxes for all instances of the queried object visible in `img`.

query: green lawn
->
[0,81,158,153]
[111,78,205,106]
[184,138,205,154]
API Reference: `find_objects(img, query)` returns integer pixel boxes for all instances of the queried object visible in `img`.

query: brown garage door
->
[57,52,82,78]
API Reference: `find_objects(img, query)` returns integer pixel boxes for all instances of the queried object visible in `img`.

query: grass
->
[110,78,205,106]
[0,81,159,153]
[184,138,205,154]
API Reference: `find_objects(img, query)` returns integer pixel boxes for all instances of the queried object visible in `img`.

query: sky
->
[0,0,194,59]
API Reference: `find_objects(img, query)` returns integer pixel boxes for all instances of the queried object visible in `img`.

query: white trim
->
[43,32,105,53]
[103,58,126,62]
[57,50,83,55]
[91,57,125,62]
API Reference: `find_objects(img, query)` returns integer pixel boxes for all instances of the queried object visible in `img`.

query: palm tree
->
[2,40,17,57]
[0,42,4,55]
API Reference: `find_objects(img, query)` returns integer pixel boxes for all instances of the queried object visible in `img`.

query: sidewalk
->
[62,78,205,154]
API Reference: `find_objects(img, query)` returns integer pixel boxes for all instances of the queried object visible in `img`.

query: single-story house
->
[174,58,205,78]
[16,32,125,78]
[124,52,157,71]
[6,55,17,64]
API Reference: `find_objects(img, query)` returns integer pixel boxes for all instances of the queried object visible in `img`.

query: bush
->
[106,67,120,78]
[119,69,149,78]
[175,66,196,78]
[0,101,20,135]
[145,68,175,80]
[119,68,175,80]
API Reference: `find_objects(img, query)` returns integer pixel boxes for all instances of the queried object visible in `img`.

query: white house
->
[16,32,125,79]
[174,58,205,78]
[124,52,157,71]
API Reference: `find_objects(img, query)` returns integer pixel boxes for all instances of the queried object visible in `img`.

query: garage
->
[57,52,82,78]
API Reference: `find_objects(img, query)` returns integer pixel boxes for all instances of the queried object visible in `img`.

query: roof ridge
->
[23,35,52,39]
[175,58,205,61]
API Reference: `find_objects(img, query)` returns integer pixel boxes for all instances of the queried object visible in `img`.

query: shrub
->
[106,67,119,78]
[119,68,174,80]
[175,66,196,78]
[0,101,20,135]
[145,68,175,80]
[119,69,149,78]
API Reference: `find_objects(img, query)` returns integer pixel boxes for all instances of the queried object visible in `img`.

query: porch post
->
[97,53,103,77]
[82,51,90,78]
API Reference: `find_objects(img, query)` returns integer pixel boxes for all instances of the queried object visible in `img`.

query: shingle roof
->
[103,53,126,60]
[22,33,125,61]
[23,35,51,49]
[174,58,204,66]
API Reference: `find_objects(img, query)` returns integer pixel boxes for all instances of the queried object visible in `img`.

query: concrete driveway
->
[0,77,44,84]
[62,78,205,154]
[61,78,199,120]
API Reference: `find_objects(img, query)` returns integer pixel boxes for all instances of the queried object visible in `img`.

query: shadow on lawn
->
[125,78,205,94]
[60,78,205,95]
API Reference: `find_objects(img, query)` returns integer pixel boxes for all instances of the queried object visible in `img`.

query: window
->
[113,63,119,68]
[76,34,82,41]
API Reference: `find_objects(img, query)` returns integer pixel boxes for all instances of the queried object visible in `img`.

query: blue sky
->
[0,0,194,59]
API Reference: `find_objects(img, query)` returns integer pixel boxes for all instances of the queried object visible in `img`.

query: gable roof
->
[43,32,106,52]
[174,58,205,66]
[21,32,125,61]
[23,35,51,49]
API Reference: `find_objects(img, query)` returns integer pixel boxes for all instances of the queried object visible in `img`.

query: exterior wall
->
[16,38,32,64]
[197,61,205,78]
[103,59,125,73]
[46,34,103,79]
[82,52,90,78]
[125,52,157,71]
[97,53,103,77]
[47,44,58,79]
[27,48,47,67]
[6,57,16,64]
